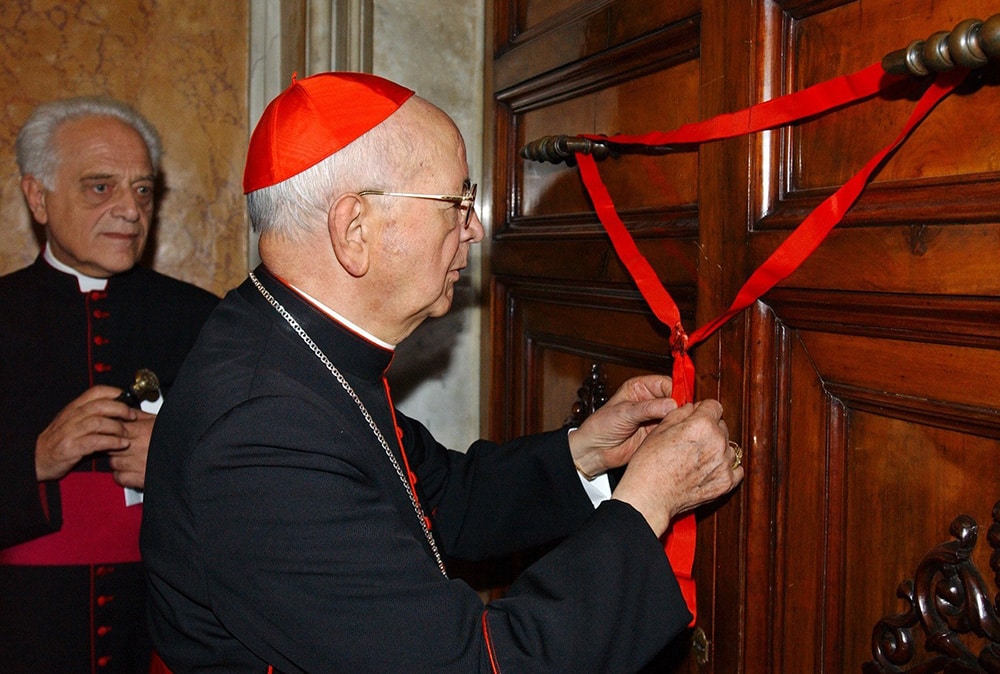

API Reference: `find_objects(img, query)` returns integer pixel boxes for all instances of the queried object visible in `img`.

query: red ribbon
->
[575,64,968,624]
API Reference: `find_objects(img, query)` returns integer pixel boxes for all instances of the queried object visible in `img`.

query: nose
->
[111,188,142,223]
[464,208,485,243]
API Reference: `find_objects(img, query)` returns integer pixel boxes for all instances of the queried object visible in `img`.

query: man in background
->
[0,96,218,673]
[141,72,743,672]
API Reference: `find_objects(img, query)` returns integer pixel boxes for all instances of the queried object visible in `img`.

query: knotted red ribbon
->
[574,63,968,624]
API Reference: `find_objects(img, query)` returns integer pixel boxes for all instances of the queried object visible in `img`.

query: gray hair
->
[247,102,419,240]
[15,96,162,189]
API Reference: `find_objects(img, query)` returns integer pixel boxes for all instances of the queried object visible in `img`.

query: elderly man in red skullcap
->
[140,72,742,673]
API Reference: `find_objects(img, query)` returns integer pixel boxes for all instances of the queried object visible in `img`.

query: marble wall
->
[372,0,486,447]
[0,1,249,296]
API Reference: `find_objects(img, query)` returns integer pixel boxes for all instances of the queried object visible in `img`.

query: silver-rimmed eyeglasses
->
[358,180,477,230]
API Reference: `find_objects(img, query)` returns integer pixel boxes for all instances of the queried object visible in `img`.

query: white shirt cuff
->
[579,471,611,507]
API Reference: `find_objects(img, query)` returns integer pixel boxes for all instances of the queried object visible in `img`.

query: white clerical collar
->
[43,245,108,293]
[289,283,395,351]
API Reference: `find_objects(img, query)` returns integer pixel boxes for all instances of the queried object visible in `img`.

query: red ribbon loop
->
[573,64,968,625]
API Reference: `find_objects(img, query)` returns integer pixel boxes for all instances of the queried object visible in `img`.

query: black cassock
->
[141,266,690,674]
[0,256,217,674]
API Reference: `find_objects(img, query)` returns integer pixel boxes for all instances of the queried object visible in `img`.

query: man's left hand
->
[568,374,677,479]
[107,411,156,489]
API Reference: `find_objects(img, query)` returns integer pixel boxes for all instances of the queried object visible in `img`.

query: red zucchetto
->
[242,72,414,194]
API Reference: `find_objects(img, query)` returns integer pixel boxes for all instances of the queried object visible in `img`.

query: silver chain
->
[249,271,447,577]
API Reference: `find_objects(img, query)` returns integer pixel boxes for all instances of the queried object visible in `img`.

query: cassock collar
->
[242,265,395,383]
[288,283,394,351]
[43,244,109,292]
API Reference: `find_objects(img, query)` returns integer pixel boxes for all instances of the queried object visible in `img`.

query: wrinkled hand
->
[612,400,743,537]
[35,386,137,481]
[569,374,678,478]
[107,411,155,489]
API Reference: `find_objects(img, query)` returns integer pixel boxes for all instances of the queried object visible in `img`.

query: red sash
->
[0,471,142,565]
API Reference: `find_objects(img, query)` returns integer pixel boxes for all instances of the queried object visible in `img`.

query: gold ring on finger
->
[728,440,743,469]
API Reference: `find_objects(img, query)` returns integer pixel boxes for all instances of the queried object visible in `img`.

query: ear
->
[20,175,50,225]
[328,194,369,278]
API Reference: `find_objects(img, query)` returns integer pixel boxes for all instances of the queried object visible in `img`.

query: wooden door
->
[485,0,1000,672]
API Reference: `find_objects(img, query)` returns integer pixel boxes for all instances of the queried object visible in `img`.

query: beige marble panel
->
[372,0,486,446]
[0,0,249,296]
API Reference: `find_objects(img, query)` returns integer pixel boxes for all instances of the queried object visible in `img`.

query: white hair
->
[15,96,162,189]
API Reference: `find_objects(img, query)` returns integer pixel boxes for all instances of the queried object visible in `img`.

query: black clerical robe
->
[0,256,217,674]
[141,266,690,674]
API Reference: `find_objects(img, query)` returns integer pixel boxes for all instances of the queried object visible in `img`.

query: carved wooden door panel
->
[485,0,1000,672]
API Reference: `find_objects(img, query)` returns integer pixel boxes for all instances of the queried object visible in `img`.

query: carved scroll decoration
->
[863,501,1000,673]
